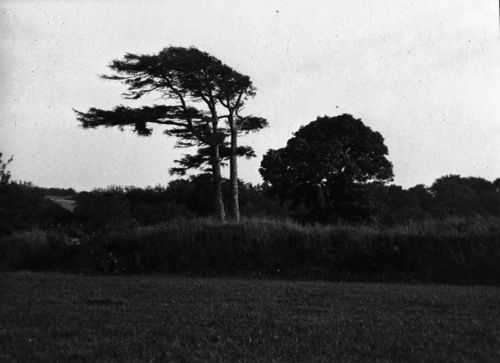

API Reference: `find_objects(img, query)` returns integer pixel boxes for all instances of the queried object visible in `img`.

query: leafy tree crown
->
[260,114,393,213]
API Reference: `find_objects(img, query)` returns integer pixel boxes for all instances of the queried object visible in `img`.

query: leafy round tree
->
[260,114,393,221]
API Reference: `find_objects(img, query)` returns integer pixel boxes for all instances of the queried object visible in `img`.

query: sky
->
[1,0,499,191]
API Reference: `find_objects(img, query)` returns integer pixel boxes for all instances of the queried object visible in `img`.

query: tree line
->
[1,154,499,238]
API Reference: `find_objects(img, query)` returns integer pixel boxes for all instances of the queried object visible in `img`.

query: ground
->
[1,272,499,362]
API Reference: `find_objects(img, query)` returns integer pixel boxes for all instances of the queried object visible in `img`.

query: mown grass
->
[1,216,500,283]
[1,272,499,362]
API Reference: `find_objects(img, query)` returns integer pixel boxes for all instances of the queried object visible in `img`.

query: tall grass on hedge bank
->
[101,216,500,283]
[1,216,500,283]
[0,229,82,270]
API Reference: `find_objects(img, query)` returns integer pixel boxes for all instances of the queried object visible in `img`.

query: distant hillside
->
[45,195,76,212]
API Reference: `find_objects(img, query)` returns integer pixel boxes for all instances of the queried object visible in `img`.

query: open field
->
[1,273,499,362]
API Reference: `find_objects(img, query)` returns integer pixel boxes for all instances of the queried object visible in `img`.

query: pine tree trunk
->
[206,101,226,222]
[229,128,240,221]
[212,143,226,221]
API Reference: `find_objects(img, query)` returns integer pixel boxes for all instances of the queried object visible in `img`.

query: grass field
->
[1,273,499,362]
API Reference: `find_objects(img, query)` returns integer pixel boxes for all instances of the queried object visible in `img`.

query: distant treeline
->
[1,174,499,237]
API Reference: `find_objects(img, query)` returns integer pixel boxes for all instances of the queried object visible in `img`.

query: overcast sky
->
[1,0,499,191]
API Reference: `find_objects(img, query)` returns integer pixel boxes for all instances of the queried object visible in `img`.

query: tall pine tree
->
[75,47,266,220]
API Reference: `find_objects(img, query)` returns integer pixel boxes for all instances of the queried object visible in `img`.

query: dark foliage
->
[0,183,75,237]
[0,152,13,186]
[260,114,394,222]
[0,174,286,239]
[170,144,256,176]
[67,176,285,230]
[1,171,499,238]
[74,188,136,231]
[43,187,77,197]
[430,175,500,216]
[372,176,500,224]
[162,174,286,218]
[1,173,500,238]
